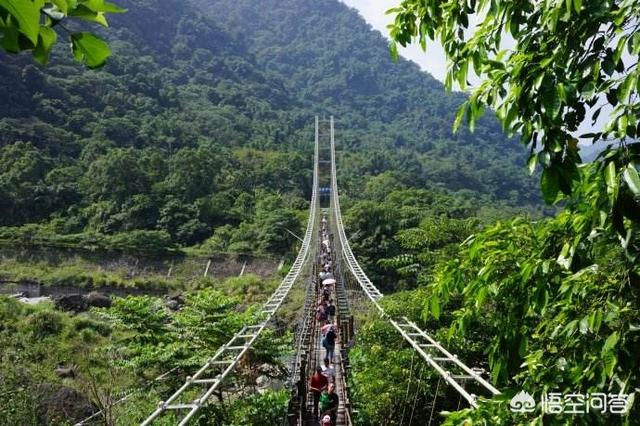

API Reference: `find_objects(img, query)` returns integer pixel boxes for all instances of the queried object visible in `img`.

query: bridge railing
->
[140,120,319,426]
[328,116,500,409]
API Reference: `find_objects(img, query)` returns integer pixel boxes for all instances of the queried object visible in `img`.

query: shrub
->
[24,310,65,338]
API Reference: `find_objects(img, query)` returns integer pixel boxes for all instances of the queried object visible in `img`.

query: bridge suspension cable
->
[285,117,354,426]
[328,116,500,408]
[140,123,320,426]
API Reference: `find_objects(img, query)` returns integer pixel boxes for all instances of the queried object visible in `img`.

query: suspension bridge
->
[132,116,500,426]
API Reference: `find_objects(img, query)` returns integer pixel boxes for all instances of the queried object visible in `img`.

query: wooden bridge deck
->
[304,312,347,426]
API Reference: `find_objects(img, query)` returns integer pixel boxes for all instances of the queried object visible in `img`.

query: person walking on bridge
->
[321,357,335,383]
[320,383,339,426]
[327,299,336,322]
[323,324,337,363]
[309,366,328,418]
[321,320,334,337]
[316,301,327,323]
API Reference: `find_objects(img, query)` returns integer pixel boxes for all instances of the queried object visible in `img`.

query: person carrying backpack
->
[324,326,337,363]
[327,300,336,321]
[316,302,326,323]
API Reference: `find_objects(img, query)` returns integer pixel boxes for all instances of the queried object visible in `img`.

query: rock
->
[256,376,284,393]
[85,292,112,308]
[36,383,96,424]
[256,375,269,388]
[169,294,185,303]
[54,294,88,312]
[166,293,184,311]
[258,363,278,375]
[54,364,79,379]
[166,299,181,311]
[17,296,50,305]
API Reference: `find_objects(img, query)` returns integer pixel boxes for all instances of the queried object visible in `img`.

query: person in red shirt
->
[309,366,328,418]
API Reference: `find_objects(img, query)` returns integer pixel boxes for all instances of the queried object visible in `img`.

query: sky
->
[340,0,449,81]
[340,0,608,138]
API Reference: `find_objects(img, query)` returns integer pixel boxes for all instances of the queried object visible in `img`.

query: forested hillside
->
[2,0,639,425]
[0,0,541,257]
[197,0,538,202]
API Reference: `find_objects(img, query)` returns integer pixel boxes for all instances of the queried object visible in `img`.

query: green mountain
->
[195,0,540,199]
[0,0,540,254]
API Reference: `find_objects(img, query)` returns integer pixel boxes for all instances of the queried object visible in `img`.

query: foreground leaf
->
[70,32,110,68]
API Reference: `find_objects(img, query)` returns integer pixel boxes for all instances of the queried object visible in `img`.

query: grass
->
[0,257,182,291]
[0,247,282,292]
[0,268,288,425]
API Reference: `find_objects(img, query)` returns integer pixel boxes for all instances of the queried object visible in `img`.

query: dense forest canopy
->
[7,0,638,425]
[0,0,543,257]
[389,0,640,252]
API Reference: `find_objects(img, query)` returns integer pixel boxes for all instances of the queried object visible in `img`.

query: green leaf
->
[430,296,440,319]
[68,4,108,26]
[579,315,589,334]
[564,319,578,337]
[541,167,560,204]
[603,55,615,76]
[385,6,403,15]
[605,161,617,190]
[70,32,110,68]
[617,115,628,134]
[581,81,595,99]
[573,0,582,12]
[601,331,619,355]
[527,153,538,175]
[557,242,573,269]
[589,310,603,333]
[0,0,44,44]
[32,25,57,64]
[0,24,21,52]
[490,358,503,383]
[623,164,640,195]
[543,84,561,118]
[50,0,68,13]
[602,351,616,377]
[389,41,398,62]
[618,74,637,104]
[453,102,467,133]
[82,0,126,13]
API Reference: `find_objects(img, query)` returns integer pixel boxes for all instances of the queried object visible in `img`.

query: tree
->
[161,146,222,202]
[82,148,150,204]
[422,203,640,423]
[0,0,125,67]
[0,0,545,256]
[0,141,53,224]
[388,0,640,250]
[157,198,209,245]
